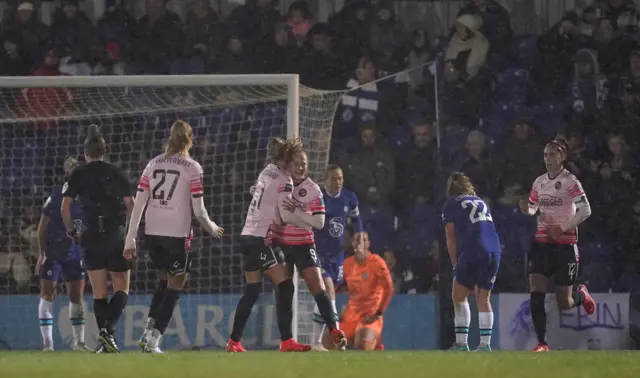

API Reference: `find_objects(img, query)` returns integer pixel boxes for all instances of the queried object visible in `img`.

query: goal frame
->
[0,73,303,341]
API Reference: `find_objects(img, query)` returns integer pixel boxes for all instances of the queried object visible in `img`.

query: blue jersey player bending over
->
[441,172,501,352]
[36,157,90,352]
[312,164,364,351]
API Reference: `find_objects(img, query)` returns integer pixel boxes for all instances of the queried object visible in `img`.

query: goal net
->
[0,74,344,350]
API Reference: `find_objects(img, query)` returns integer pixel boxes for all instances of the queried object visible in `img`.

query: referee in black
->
[61,125,134,353]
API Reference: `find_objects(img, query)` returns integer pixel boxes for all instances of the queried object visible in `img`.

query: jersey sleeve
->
[62,170,80,198]
[528,178,540,205]
[441,198,455,224]
[567,175,585,199]
[42,195,55,218]
[309,187,326,215]
[372,254,394,312]
[137,161,153,192]
[348,192,364,232]
[190,162,204,198]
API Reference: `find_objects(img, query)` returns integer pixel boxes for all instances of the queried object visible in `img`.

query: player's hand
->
[35,254,46,275]
[362,314,379,324]
[518,200,529,214]
[547,225,564,239]
[282,197,296,212]
[67,228,81,244]
[213,226,224,238]
[123,246,137,261]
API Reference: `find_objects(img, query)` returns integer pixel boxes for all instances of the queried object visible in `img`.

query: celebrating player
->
[272,152,348,350]
[62,125,134,353]
[323,232,392,350]
[442,172,501,351]
[226,137,311,353]
[36,157,90,352]
[124,120,224,354]
[519,139,595,352]
[311,164,364,351]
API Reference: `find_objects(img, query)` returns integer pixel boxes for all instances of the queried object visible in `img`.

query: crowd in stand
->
[0,0,640,296]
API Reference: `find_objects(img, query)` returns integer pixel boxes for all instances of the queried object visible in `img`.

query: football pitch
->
[1,351,639,378]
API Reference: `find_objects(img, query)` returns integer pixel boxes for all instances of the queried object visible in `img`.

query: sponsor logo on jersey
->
[539,197,563,206]
[329,217,344,238]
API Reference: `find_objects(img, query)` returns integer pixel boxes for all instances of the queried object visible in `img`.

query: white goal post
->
[0,74,345,350]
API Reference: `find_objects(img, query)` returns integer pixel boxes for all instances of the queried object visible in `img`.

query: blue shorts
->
[40,256,85,282]
[319,251,344,285]
[453,252,500,291]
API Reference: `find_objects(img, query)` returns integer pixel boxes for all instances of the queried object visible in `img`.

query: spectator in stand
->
[130,0,186,74]
[300,23,346,90]
[17,49,74,126]
[608,78,640,141]
[257,22,300,74]
[339,56,379,140]
[456,0,512,71]
[0,32,31,76]
[226,0,281,47]
[592,16,638,77]
[404,29,435,107]
[499,117,542,189]
[95,0,135,75]
[286,1,313,46]
[2,1,49,65]
[458,130,496,199]
[531,11,591,101]
[341,124,395,207]
[216,32,255,74]
[328,0,372,71]
[627,50,640,85]
[369,1,407,74]
[395,121,437,211]
[563,127,598,184]
[49,0,101,70]
[185,0,223,73]
[0,234,32,293]
[566,49,610,132]
[581,0,640,39]
[444,14,489,128]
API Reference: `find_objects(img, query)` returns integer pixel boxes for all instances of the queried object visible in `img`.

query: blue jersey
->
[43,186,83,261]
[314,188,363,257]
[441,195,502,259]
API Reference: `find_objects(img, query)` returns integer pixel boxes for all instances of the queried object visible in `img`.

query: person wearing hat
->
[569,48,609,125]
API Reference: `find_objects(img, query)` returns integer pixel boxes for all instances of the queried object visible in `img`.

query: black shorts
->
[145,235,192,276]
[81,228,131,272]
[240,235,283,272]
[282,243,320,273]
[528,243,579,286]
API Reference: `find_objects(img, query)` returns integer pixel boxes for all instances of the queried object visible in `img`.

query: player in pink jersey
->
[518,139,596,352]
[227,137,311,353]
[123,121,224,353]
[272,150,348,350]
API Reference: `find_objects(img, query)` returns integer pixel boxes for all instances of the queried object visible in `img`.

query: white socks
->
[479,312,494,346]
[38,298,54,349]
[453,300,471,345]
[313,299,338,344]
[69,302,86,345]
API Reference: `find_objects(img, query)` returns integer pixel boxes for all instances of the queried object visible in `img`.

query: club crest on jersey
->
[361,272,368,280]
[298,188,307,197]
[555,181,562,190]
[344,206,348,212]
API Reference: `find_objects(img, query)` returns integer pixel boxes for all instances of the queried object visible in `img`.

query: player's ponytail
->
[446,171,476,197]
[63,156,81,178]
[165,120,193,156]
[84,124,106,159]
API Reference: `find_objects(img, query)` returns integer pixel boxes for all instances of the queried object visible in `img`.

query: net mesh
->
[0,78,345,350]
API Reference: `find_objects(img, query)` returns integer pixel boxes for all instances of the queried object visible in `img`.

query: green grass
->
[1,351,639,378]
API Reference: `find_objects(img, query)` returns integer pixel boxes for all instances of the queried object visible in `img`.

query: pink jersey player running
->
[124,121,224,353]
[226,137,312,353]
[518,139,596,353]
[271,150,347,350]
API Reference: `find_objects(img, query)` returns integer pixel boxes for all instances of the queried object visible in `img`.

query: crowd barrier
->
[0,293,630,350]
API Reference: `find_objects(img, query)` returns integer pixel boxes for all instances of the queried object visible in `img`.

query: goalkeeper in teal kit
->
[311,164,364,350]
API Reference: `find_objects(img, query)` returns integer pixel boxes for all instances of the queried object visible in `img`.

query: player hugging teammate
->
[519,139,595,352]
